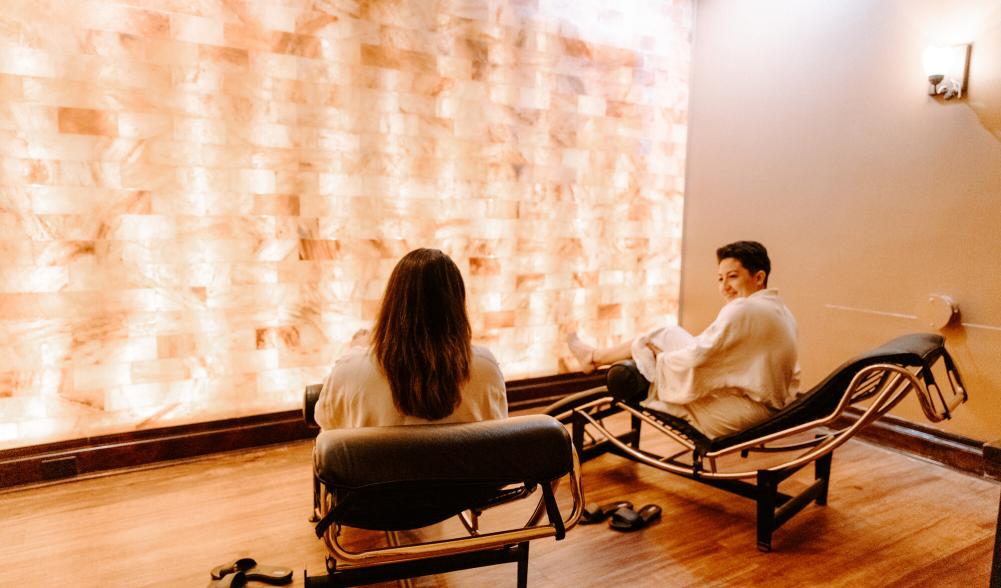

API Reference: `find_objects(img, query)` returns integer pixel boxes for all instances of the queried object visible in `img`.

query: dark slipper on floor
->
[608,504,662,532]
[210,558,293,584]
[580,500,634,524]
[207,571,247,588]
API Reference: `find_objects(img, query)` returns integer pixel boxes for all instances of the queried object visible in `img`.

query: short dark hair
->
[716,241,771,286]
[372,248,472,421]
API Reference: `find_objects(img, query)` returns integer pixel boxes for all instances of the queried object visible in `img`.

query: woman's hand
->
[645,341,662,358]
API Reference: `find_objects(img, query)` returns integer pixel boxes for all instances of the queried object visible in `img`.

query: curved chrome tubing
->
[320,445,584,569]
[565,361,966,480]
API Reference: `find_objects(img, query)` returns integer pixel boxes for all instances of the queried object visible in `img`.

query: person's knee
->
[607,361,648,402]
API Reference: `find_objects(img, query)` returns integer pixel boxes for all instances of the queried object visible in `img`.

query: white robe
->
[631,289,800,438]
[315,345,508,430]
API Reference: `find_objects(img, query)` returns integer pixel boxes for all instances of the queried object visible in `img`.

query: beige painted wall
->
[683,0,1001,441]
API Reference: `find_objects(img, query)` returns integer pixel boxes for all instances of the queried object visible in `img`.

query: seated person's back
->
[315,248,507,430]
[316,344,506,429]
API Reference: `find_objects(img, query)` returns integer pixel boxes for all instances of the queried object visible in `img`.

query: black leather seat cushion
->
[607,333,945,454]
[303,383,322,428]
[313,414,573,530]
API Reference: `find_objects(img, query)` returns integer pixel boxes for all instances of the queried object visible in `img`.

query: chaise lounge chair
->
[544,332,967,551]
[301,389,583,587]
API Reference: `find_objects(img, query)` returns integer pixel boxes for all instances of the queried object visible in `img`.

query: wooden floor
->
[1,416,997,588]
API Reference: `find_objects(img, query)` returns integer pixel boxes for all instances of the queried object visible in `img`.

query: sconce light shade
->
[922,44,970,99]
[922,46,952,77]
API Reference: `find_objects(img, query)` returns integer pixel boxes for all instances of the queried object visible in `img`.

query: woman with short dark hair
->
[567,240,799,438]
[315,248,507,429]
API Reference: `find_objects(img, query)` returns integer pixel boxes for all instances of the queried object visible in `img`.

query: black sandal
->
[207,571,247,588]
[608,504,662,532]
[580,500,634,525]
[210,558,293,585]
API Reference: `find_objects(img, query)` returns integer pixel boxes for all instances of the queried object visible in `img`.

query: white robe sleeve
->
[314,364,345,430]
[470,346,509,420]
[651,304,745,405]
[314,348,365,430]
[630,329,660,382]
[630,325,696,382]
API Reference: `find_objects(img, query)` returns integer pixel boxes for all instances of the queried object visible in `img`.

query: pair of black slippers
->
[579,500,662,531]
[207,558,293,587]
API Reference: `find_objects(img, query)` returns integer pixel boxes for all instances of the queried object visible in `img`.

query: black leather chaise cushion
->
[607,333,946,455]
[313,414,573,531]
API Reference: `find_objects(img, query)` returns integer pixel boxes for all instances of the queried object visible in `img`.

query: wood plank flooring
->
[1,416,997,587]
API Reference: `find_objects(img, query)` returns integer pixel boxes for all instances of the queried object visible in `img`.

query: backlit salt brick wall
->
[0,0,691,448]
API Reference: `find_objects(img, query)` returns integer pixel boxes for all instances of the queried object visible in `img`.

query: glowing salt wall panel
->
[0,0,691,448]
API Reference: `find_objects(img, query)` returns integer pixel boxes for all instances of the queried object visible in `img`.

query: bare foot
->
[567,332,596,374]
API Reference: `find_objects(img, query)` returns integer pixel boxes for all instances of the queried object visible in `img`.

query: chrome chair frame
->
[546,333,967,551]
[301,400,583,588]
[314,449,584,571]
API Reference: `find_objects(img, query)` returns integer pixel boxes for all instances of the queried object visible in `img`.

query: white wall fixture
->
[922,44,971,99]
[918,294,960,330]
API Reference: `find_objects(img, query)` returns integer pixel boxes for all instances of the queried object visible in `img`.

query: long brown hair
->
[372,248,472,420]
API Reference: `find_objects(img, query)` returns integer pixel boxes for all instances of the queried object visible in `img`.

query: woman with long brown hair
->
[315,248,507,429]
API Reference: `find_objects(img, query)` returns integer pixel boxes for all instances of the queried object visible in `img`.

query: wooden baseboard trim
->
[2,375,986,490]
[0,410,314,489]
[0,371,607,490]
[833,407,986,477]
[506,370,607,412]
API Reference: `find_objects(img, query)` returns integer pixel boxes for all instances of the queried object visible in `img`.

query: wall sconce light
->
[922,44,970,99]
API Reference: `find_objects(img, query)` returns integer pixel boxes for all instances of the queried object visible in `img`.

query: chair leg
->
[572,412,587,455]
[516,542,529,588]
[756,470,778,552]
[629,414,642,449]
[310,472,321,522]
[814,452,833,507]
